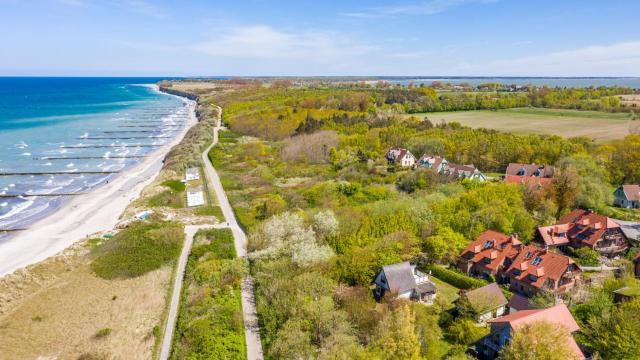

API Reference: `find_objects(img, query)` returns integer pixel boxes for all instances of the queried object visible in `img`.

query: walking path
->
[202,106,264,360]
[160,105,263,360]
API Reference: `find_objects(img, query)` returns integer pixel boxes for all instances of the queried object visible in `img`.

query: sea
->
[0,77,190,238]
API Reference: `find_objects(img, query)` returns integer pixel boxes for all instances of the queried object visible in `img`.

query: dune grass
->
[90,221,184,279]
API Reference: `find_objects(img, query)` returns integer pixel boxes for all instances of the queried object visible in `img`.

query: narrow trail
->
[160,105,264,360]
[201,105,264,360]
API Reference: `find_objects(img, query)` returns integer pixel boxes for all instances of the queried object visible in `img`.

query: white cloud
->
[343,0,499,18]
[192,25,376,61]
[465,41,640,76]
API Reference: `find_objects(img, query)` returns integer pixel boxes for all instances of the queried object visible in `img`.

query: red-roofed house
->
[505,245,581,297]
[386,148,416,167]
[478,304,584,359]
[457,230,522,283]
[504,163,554,186]
[538,209,629,257]
[614,184,640,209]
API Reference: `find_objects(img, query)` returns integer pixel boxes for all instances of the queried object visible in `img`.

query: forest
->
[194,82,640,359]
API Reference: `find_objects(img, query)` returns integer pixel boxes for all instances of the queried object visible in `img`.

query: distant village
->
[378,147,640,360]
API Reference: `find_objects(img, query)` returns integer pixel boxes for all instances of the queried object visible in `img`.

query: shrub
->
[193,228,236,260]
[91,221,184,279]
[424,265,487,290]
[94,328,112,339]
[147,189,184,208]
[573,247,600,266]
[162,179,186,192]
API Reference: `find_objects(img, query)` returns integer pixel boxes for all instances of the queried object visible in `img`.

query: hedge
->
[424,265,487,290]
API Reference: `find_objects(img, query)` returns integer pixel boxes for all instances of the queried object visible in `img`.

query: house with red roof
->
[457,230,522,283]
[614,184,640,209]
[504,245,581,297]
[478,304,584,359]
[504,163,554,186]
[537,209,629,257]
[385,148,416,167]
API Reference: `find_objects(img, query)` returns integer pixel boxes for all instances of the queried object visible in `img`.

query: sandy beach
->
[0,87,197,277]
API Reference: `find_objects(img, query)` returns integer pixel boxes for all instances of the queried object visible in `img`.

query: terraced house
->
[537,209,629,257]
[504,163,554,186]
[459,230,581,297]
[418,155,486,181]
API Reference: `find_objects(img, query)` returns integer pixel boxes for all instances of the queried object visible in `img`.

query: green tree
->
[370,304,421,360]
[583,298,640,359]
[500,321,582,360]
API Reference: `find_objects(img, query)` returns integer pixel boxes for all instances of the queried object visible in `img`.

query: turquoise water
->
[0,77,189,234]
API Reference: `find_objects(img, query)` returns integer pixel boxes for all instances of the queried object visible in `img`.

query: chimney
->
[582,218,590,226]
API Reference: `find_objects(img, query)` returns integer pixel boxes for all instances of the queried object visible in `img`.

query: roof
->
[507,294,531,311]
[416,281,437,294]
[463,283,508,313]
[490,304,583,359]
[538,224,571,246]
[622,184,640,201]
[489,304,579,332]
[557,209,620,247]
[418,155,445,170]
[387,148,413,163]
[505,245,579,289]
[505,174,554,186]
[186,167,199,175]
[381,261,416,293]
[460,230,522,272]
[505,163,554,178]
[614,219,640,241]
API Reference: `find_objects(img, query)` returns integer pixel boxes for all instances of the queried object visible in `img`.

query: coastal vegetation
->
[171,228,247,360]
[90,220,184,279]
[172,79,640,359]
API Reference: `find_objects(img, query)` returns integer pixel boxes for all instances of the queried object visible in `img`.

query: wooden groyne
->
[59,144,163,149]
[0,171,120,176]
[34,156,148,160]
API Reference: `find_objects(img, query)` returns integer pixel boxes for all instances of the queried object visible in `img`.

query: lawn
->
[406,107,635,142]
[430,275,461,310]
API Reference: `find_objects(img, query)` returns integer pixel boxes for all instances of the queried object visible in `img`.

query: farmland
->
[407,108,636,142]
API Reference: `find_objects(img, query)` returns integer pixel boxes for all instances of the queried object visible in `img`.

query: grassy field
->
[429,276,460,310]
[407,107,636,142]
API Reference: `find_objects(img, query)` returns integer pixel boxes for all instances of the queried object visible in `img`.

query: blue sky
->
[2,0,640,76]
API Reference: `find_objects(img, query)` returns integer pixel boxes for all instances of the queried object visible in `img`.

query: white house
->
[374,261,437,304]
[614,185,640,209]
[187,188,205,207]
[386,148,416,168]
[186,167,200,182]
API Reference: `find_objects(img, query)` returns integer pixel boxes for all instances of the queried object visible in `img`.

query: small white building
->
[374,261,437,304]
[186,189,205,207]
[186,167,200,182]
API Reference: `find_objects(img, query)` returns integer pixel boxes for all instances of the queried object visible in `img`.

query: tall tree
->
[500,321,581,360]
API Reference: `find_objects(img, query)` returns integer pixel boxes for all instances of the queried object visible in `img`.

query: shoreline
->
[0,86,198,277]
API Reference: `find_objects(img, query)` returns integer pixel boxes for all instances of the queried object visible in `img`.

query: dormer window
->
[524,251,532,260]
[529,274,538,282]
[517,168,526,176]
[533,170,541,177]
[531,256,542,266]
[483,240,494,250]
[484,258,491,264]
[513,269,521,276]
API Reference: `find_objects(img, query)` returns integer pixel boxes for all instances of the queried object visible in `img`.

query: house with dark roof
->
[457,230,522,283]
[385,148,416,167]
[478,304,584,360]
[456,283,508,324]
[614,184,640,208]
[418,155,486,181]
[504,163,554,186]
[507,294,531,313]
[504,245,581,297]
[374,261,437,304]
[537,209,629,257]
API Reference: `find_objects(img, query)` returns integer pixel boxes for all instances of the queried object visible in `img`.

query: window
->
[524,251,532,260]
[483,240,494,250]
[500,242,507,250]
[517,168,526,176]
[531,256,542,266]
[513,269,521,276]
[533,170,541,177]
[529,274,538,282]
[484,258,491,264]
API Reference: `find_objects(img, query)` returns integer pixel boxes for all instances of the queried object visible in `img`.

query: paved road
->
[201,106,264,360]
[160,225,215,360]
